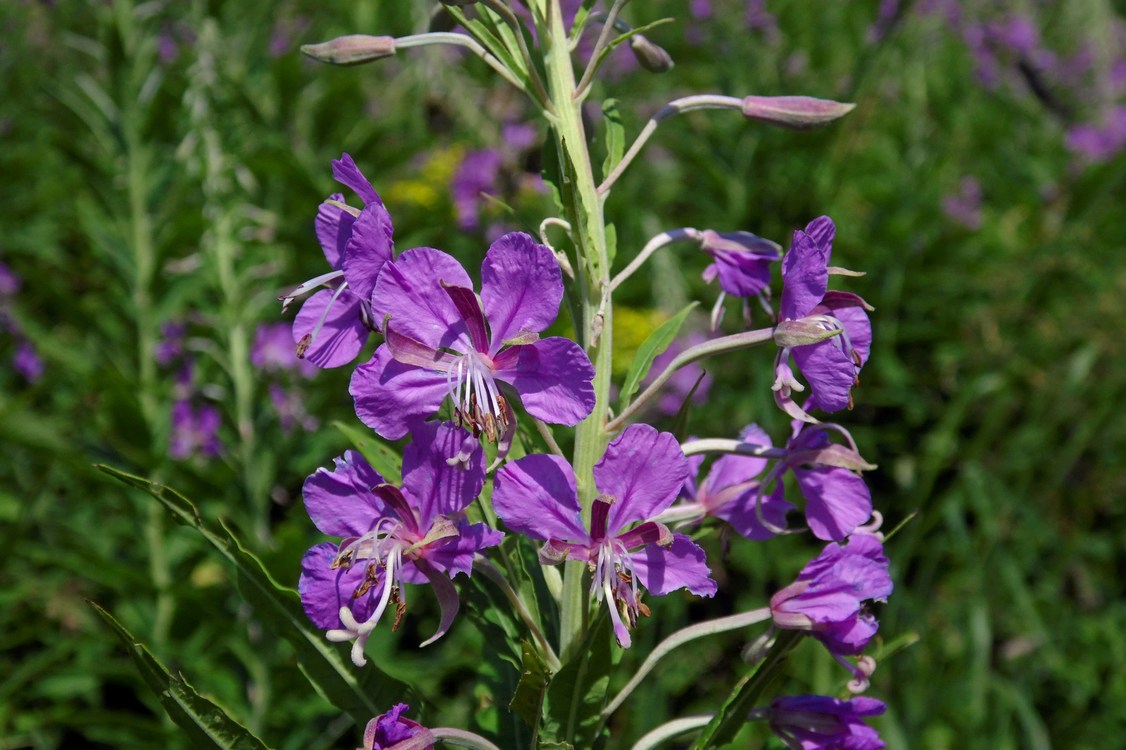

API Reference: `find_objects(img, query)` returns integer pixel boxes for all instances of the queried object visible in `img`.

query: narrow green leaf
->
[90,602,272,750]
[619,302,700,410]
[509,640,551,734]
[442,6,528,82]
[95,465,417,726]
[542,612,611,748]
[332,420,401,484]
[600,99,625,182]
[604,221,618,267]
[691,631,803,749]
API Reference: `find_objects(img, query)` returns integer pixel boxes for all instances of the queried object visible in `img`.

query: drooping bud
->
[629,35,674,73]
[741,95,856,131]
[300,35,396,67]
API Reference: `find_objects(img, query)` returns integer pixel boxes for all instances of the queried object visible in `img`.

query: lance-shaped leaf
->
[95,465,419,726]
[541,612,612,748]
[510,640,551,736]
[619,302,699,410]
[90,602,272,750]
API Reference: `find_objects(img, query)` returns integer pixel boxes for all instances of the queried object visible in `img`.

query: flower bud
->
[741,95,856,131]
[629,35,674,73]
[773,318,843,348]
[300,35,396,67]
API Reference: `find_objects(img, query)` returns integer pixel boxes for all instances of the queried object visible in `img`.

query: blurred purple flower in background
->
[451,149,502,232]
[252,322,317,378]
[14,341,44,382]
[941,176,984,230]
[169,400,223,460]
[1067,106,1126,164]
[156,321,187,367]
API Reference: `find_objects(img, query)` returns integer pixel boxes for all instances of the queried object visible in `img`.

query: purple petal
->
[332,152,381,206]
[711,483,795,541]
[372,247,473,351]
[342,203,395,303]
[480,232,563,350]
[350,345,449,440]
[315,193,346,268]
[293,288,368,368]
[384,321,459,370]
[816,612,879,655]
[400,422,486,529]
[303,450,387,536]
[796,466,872,541]
[803,215,836,250]
[492,337,596,426]
[416,520,504,578]
[835,305,872,367]
[492,454,588,543]
[594,424,689,534]
[705,426,772,492]
[299,543,380,629]
[631,534,717,597]
[780,228,830,320]
[791,340,856,413]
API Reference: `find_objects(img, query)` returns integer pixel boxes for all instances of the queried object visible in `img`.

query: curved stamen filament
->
[446,350,509,440]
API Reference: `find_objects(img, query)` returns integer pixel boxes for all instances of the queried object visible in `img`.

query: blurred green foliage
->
[1,1,1123,748]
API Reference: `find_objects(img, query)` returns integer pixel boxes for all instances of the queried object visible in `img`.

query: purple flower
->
[298,423,501,665]
[280,153,395,369]
[169,400,223,460]
[771,534,892,664]
[773,217,872,422]
[765,695,886,750]
[350,232,595,441]
[0,261,21,298]
[359,704,433,750]
[451,149,502,232]
[699,230,781,327]
[941,177,983,230]
[778,420,874,541]
[14,340,44,383]
[252,322,318,378]
[676,424,794,540]
[492,424,716,647]
[155,322,187,367]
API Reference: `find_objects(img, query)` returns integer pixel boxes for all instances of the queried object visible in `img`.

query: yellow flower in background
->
[384,145,465,214]
[611,306,668,377]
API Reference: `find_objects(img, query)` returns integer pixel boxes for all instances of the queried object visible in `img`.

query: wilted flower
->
[350,232,595,441]
[493,424,716,647]
[299,423,501,665]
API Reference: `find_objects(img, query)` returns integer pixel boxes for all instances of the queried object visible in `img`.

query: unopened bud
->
[300,35,396,67]
[741,95,856,131]
[629,35,674,73]
[773,319,843,348]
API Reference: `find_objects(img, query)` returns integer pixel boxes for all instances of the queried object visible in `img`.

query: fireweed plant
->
[100,3,895,750]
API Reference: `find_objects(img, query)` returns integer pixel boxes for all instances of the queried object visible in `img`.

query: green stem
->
[542,0,613,662]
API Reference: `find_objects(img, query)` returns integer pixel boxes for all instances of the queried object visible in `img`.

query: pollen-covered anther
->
[391,587,406,631]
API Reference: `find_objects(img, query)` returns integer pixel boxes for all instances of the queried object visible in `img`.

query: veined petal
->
[706,424,773,492]
[780,228,830,320]
[332,152,381,207]
[480,232,563,351]
[834,305,872,367]
[351,345,449,440]
[315,193,347,268]
[493,338,595,426]
[792,341,857,413]
[492,454,588,543]
[342,203,395,303]
[803,215,836,252]
[711,482,795,541]
[299,543,381,629]
[303,450,387,536]
[401,422,486,529]
[594,425,689,534]
[711,248,776,298]
[385,321,459,370]
[293,288,368,368]
[372,247,473,351]
[631,534,717,597]
[796,466,872,541]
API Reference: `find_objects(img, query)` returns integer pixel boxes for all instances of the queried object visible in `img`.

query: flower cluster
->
[281,8,894,741]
